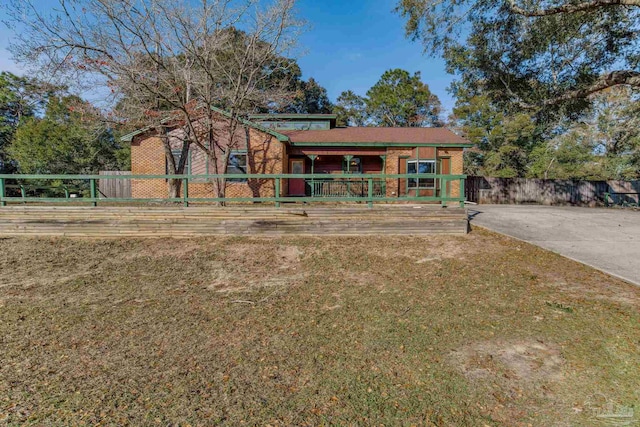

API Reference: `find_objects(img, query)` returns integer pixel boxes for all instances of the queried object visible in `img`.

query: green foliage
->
[281,77,334,114]
[366,69,442,127]
[528,131,601,180]
[8,95,123,174]
[334,90,367,127]
[397,0,640,179]
[396,0,640,111]
[452,93,540,177]
[334,69,442,127]
[0,72,57,172]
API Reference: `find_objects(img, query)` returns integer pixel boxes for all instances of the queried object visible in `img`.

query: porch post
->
[344,155,353,196]
[307,154,317,197]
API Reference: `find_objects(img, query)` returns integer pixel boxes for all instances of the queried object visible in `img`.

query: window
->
[407,159,435,189]
[342,157,361,173]
[227,151,248,182]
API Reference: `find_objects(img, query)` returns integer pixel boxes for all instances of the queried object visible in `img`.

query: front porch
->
[285,146,458,201]
[287,147,387,198]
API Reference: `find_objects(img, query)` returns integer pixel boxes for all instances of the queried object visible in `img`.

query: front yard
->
[1,230,638,425]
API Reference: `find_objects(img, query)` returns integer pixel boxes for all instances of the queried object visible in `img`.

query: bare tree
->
[5,0,302,198]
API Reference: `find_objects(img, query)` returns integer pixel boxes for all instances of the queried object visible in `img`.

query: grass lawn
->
[1,229,639,426]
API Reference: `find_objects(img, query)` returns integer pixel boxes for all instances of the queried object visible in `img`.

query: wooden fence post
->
[367,178,373,208]
[275,178,281,208]
[459,178,465,208]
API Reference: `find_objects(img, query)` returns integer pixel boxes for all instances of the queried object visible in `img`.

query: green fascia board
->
[120,126,152,143]
[119,106,290,143]
[249,113,337,120]
[290,142,473,148]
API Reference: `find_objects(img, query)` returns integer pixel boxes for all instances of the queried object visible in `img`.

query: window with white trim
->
[407,159,435,189]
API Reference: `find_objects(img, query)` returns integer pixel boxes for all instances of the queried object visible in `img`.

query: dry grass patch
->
[1,230,639,426]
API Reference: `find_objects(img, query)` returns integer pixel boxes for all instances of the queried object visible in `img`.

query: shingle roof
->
[281,127,471,146]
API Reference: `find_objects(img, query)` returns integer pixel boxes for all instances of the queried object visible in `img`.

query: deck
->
[0,205,469,237]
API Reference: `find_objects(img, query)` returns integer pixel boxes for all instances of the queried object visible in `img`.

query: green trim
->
[0,178,5,207]
[0,173,465,180]
[249,114,337,120]
[290,142,473,148]
[0,173,466,208]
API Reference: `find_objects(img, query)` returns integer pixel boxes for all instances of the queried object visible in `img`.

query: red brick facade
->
[129,117,466,201]
[131,123,284,199]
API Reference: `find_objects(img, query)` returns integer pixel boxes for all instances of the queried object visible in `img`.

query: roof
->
[121,107,290,143]
[281,127,472,147]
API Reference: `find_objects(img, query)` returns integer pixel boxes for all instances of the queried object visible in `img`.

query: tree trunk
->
[168,178,182,199]
[216,150,232,207]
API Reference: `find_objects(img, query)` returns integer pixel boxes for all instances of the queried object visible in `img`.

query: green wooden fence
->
[0,173,466,208]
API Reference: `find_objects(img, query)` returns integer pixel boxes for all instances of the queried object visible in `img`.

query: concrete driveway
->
[468,205,640,286]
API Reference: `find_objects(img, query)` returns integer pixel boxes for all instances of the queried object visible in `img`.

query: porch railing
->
[0,173,466,208]
[307,177,386,198]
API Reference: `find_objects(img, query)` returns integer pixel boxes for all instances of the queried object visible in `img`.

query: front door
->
[289,159,306,196]
[439,157,451,197]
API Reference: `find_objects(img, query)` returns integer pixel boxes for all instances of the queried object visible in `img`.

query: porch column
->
[343,155,353,173]
[307,154,317,197]
[344,155,353,195]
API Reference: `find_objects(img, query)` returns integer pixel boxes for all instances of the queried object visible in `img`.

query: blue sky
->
[0,0,456,113]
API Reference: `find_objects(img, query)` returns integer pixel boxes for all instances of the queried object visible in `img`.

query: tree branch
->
[514,70,640,109]
[507,0,640,16]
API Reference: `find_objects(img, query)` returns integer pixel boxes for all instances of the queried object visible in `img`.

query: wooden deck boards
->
[0,205,469,237]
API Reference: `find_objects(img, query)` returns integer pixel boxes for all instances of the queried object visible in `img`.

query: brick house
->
[123,109,472,201]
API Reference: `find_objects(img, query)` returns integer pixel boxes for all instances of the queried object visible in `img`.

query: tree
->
[333,69,442,127]
[334,90,368,127]
[529,87,640,179]
[451,93,541,177]
[285,77,334,114]
[396,0,640,111]
[366,69,442,127]
[6,0,302,199]
[8,95,123,174]
[0,72,58,172]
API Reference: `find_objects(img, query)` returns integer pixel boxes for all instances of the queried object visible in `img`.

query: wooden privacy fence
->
[99,171,131,198]
[465,177,640,206]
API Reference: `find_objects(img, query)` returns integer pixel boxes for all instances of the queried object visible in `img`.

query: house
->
[122,109,472,202]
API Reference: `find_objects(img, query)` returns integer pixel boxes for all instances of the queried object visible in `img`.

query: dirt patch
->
[276,245,303,269]
[451,340,565,383]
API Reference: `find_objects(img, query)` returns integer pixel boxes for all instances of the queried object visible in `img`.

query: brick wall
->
[131,136,169,198]
[384,147,413,197]
[383,146,464,199]
[130,122,284,200]
[437,147,464,197]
